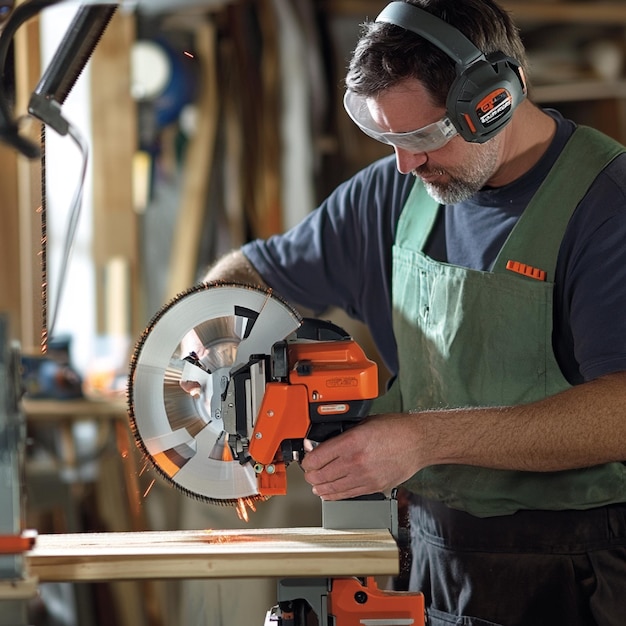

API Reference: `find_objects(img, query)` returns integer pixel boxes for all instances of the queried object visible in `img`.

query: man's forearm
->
[202,250,268,287]
[416,371,626,472]
[301,371,626,500]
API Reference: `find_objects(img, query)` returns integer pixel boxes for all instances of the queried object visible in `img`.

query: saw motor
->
[127,282,378,508]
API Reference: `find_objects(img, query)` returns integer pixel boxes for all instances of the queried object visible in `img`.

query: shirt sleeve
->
[242,155,412,374]
[555,154,626,383]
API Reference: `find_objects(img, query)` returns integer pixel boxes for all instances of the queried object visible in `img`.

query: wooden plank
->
[15,16,44,354]
[0,144,21,333]
[22,397,128,421]
[254,0,283,239]
[27,528,399,581]
[90,11,140,336]
[0,12,44,350]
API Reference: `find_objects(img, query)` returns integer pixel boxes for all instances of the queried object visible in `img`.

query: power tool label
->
[317,403,349,415]
[326,377,358,388]
[476,88,512,127]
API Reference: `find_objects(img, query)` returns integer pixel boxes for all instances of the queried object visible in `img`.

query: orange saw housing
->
[248,337,378,497]
[328,577,425,626]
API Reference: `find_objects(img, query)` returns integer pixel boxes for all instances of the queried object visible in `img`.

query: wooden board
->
[90,11,140,337]
[27,528,398,582]
[22,396,128,421]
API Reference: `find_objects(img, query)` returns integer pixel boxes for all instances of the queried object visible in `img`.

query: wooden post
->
[165,19,219,301]
[90,10,140,337]
[0,12,44,351]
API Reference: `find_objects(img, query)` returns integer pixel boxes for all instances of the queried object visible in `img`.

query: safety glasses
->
[344,89,458,153]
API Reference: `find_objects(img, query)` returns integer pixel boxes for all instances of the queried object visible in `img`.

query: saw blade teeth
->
[126,281,301,506]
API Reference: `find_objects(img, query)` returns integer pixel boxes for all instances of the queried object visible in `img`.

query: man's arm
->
[202,250,268,287]
[300,371,626,500]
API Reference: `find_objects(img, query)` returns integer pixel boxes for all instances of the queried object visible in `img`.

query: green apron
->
[372,127,626,517]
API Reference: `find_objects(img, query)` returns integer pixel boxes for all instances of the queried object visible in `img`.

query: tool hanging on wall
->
[0,1,117,353]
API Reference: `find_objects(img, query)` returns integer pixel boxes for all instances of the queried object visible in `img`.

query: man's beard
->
[415,140,500,204]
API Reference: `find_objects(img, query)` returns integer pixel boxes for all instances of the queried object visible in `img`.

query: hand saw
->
[127,282,378,509]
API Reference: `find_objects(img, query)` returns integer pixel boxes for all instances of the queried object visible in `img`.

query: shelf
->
[502,2,626,24]
[531,79,626,103]
[318,1,626,23]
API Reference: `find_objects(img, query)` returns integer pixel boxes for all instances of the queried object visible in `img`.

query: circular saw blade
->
[127,282,302,505]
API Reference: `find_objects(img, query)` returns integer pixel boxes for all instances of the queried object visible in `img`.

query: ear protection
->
[376,1,527,143]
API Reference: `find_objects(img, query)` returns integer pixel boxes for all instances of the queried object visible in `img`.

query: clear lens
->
[344,90,457,153]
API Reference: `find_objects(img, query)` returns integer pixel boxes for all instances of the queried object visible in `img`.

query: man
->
[204,1,626,623]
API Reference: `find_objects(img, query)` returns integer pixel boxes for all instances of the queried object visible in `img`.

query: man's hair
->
[345,0,528,107]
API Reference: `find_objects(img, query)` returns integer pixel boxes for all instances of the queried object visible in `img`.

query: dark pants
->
[408,495,626,626]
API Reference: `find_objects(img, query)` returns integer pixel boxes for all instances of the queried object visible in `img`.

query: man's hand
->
[299,372,626,500]
[300,414,421,500]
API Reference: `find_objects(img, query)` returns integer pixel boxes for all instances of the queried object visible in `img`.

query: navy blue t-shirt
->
[243,111,626,386]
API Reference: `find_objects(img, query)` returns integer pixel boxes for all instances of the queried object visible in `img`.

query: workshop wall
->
[3,0,626,400]
[137,0,626,327]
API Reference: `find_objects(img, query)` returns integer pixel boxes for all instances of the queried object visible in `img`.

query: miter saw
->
[127,282,425,626]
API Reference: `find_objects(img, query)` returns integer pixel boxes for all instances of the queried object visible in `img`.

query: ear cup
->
[447,53,527,142]
[376,2,527,142]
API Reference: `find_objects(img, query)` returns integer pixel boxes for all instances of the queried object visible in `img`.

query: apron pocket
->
[427,607,503,626]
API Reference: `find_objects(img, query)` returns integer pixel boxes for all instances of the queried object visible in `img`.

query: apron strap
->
[493,126,625,282]
[395,177,440,251]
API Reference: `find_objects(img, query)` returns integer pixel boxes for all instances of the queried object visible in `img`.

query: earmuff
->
[376,1,527,143]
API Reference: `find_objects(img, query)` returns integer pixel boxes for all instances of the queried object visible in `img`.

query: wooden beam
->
[26,528,399,582]
[90,10,140,335]
[0,145,21,339]
[0,12,44,350]
[165,20,219,300]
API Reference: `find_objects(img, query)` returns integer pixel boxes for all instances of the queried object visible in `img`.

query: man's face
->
[367,78,502,203]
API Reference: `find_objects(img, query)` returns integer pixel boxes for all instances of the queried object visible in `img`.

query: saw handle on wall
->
[28,3,118,136]
[0,1,117,157]
[0,0,61,157]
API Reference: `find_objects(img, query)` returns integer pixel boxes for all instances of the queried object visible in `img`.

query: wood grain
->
[27,528,398,582]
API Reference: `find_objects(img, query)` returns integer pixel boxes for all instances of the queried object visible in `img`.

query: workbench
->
[18,397,400,626]
[21,396,144,532]
[21,396,156,626]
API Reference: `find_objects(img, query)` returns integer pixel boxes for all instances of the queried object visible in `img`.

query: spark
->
[236,499,249,522]
[183,51,194,58]
[143,479,156,498]
[139,460,150,476]
[235,497,258,522]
